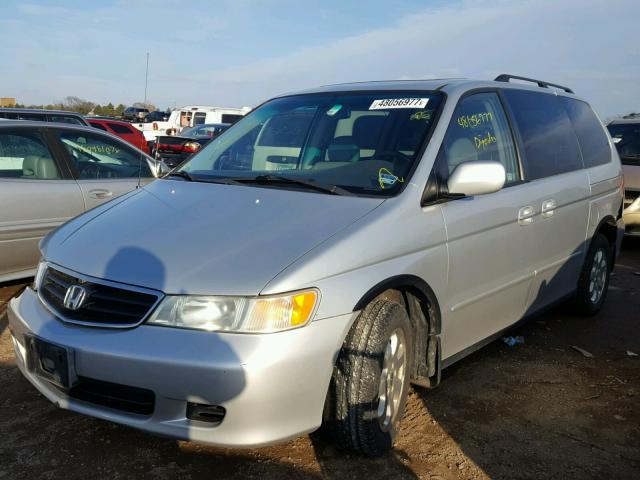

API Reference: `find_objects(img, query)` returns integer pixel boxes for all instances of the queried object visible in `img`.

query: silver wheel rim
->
[377,328,407,438]
[588,248,608,304]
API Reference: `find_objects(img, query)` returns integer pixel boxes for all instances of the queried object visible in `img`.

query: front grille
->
[39,266,160,328]
[70,376,155,415]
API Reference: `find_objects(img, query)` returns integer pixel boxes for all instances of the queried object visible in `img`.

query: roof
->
[274,77,582,101]
[86,117,130,124]
[608,117,640,125]
[0,107,85,116]
[0,120,112,132]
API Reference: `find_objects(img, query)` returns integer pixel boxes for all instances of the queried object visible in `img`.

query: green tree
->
[115,104,126,117]
[104,102,115,117]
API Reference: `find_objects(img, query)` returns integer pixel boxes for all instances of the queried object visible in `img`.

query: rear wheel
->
[573,233,612,315]
[328,299,413,456]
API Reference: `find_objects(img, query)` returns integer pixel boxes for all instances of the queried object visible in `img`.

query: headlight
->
[146,289,319,333]
[32,261,48,291]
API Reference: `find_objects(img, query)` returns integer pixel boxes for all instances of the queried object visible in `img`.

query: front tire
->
[573,233,612,315]
[328,299,413,456]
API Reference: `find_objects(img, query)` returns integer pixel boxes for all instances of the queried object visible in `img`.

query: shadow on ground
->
[0,239,638,479]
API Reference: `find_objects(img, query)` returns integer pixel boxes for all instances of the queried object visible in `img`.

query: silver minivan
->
[7,75,624,456]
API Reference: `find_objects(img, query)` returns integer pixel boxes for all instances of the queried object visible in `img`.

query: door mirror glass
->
[447,161,506,196]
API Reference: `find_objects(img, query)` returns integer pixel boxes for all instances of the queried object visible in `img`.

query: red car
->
[87,118,150,154]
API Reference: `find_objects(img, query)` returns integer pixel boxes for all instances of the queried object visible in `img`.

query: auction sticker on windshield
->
[369,98,429,110]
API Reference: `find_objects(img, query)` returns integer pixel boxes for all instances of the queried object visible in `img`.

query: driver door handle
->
[88,189,113,199]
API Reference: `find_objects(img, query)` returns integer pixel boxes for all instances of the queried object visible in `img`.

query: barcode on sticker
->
[369,98,429,110]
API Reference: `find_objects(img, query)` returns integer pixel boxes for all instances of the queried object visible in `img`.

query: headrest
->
[327,136,359,163]
[22,155,59,179]
[447,138,478,172]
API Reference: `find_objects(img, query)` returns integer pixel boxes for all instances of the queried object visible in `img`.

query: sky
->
[1,0,638,117]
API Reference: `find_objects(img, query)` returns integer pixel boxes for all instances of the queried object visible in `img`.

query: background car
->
[0,121,165,282]
[0,108,89,126]
[144,111,170,122]
[607,118,640,235]
[122,106,149,122]
[152,123,230,168]
[87,117,150,154]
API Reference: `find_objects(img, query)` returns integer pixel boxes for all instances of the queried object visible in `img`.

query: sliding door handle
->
[541,199,557,218]
[518,206,535,226]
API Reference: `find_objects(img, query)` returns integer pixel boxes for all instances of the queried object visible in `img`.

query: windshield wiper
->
[166,170,194,181]
[235,175,354,196]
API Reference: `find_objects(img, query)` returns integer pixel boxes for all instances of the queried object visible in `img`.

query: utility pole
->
[143,52,149,108]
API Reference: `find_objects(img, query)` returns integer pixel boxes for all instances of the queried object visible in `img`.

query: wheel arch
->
[593,214,618,267]
[353,275,442,387]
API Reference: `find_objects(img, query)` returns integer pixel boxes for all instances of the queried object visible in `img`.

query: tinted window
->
[607,123,640,165]
[107,122,135,134]
[47,114,84,125]
[17,112,46,121]
[438,92,520,184]
[257,112,315,147]
[221,114,243,124]
[58,131,151,179]
[0,131,61,179]
[561,98,610,168]
[89,122,108,131]
[503,90,582,179]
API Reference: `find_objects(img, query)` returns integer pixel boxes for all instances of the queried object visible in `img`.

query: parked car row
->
[152,123,230,167]
[3,75,626,456]
[607,118,640,235]
[0,121,166,282]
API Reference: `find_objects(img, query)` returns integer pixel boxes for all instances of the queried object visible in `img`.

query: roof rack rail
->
[493,74,574,94]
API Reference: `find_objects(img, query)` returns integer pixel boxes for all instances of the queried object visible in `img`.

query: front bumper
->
[7,287,356,447]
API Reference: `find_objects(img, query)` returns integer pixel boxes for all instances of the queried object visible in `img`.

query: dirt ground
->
[1,239,638,480]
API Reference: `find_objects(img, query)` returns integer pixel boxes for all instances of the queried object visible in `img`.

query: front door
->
[436,92,537,359]
[51,129,155,210]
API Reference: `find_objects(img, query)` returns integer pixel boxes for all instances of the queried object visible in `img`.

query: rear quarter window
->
[89,122,109,131]
[502,89,583,180]
[561,98,610,168]
[107,123,136,134]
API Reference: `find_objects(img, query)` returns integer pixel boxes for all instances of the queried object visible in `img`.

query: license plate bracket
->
[26,336,76,389]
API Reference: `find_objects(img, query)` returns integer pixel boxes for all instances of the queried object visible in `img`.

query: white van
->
[134,106,251,144]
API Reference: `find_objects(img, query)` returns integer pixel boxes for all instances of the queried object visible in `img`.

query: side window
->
[0,131,61,180]
[561,98,610,168]
[502,89,583,179]
[439,92,520,184]
[58,131,151,179]
[17,112,46,122]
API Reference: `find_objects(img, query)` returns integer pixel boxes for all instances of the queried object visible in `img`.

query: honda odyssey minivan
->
[7,75,624,456]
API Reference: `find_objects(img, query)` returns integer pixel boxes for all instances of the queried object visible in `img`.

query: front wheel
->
[328,299,413,456]
[572,233,612,315]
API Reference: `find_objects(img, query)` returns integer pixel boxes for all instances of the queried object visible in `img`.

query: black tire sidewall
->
[332,300,414,456]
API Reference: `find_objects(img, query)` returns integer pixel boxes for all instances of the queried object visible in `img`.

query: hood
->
[44,179,384,295]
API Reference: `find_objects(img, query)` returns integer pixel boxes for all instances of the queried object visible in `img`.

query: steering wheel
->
[373,151,413,173]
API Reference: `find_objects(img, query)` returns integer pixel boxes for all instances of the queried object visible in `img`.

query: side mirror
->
[153,160,172,178]
[447,161,506,197]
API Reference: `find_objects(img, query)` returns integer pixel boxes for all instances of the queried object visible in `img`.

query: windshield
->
[177,92,443,196]
[608,123,640,165]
